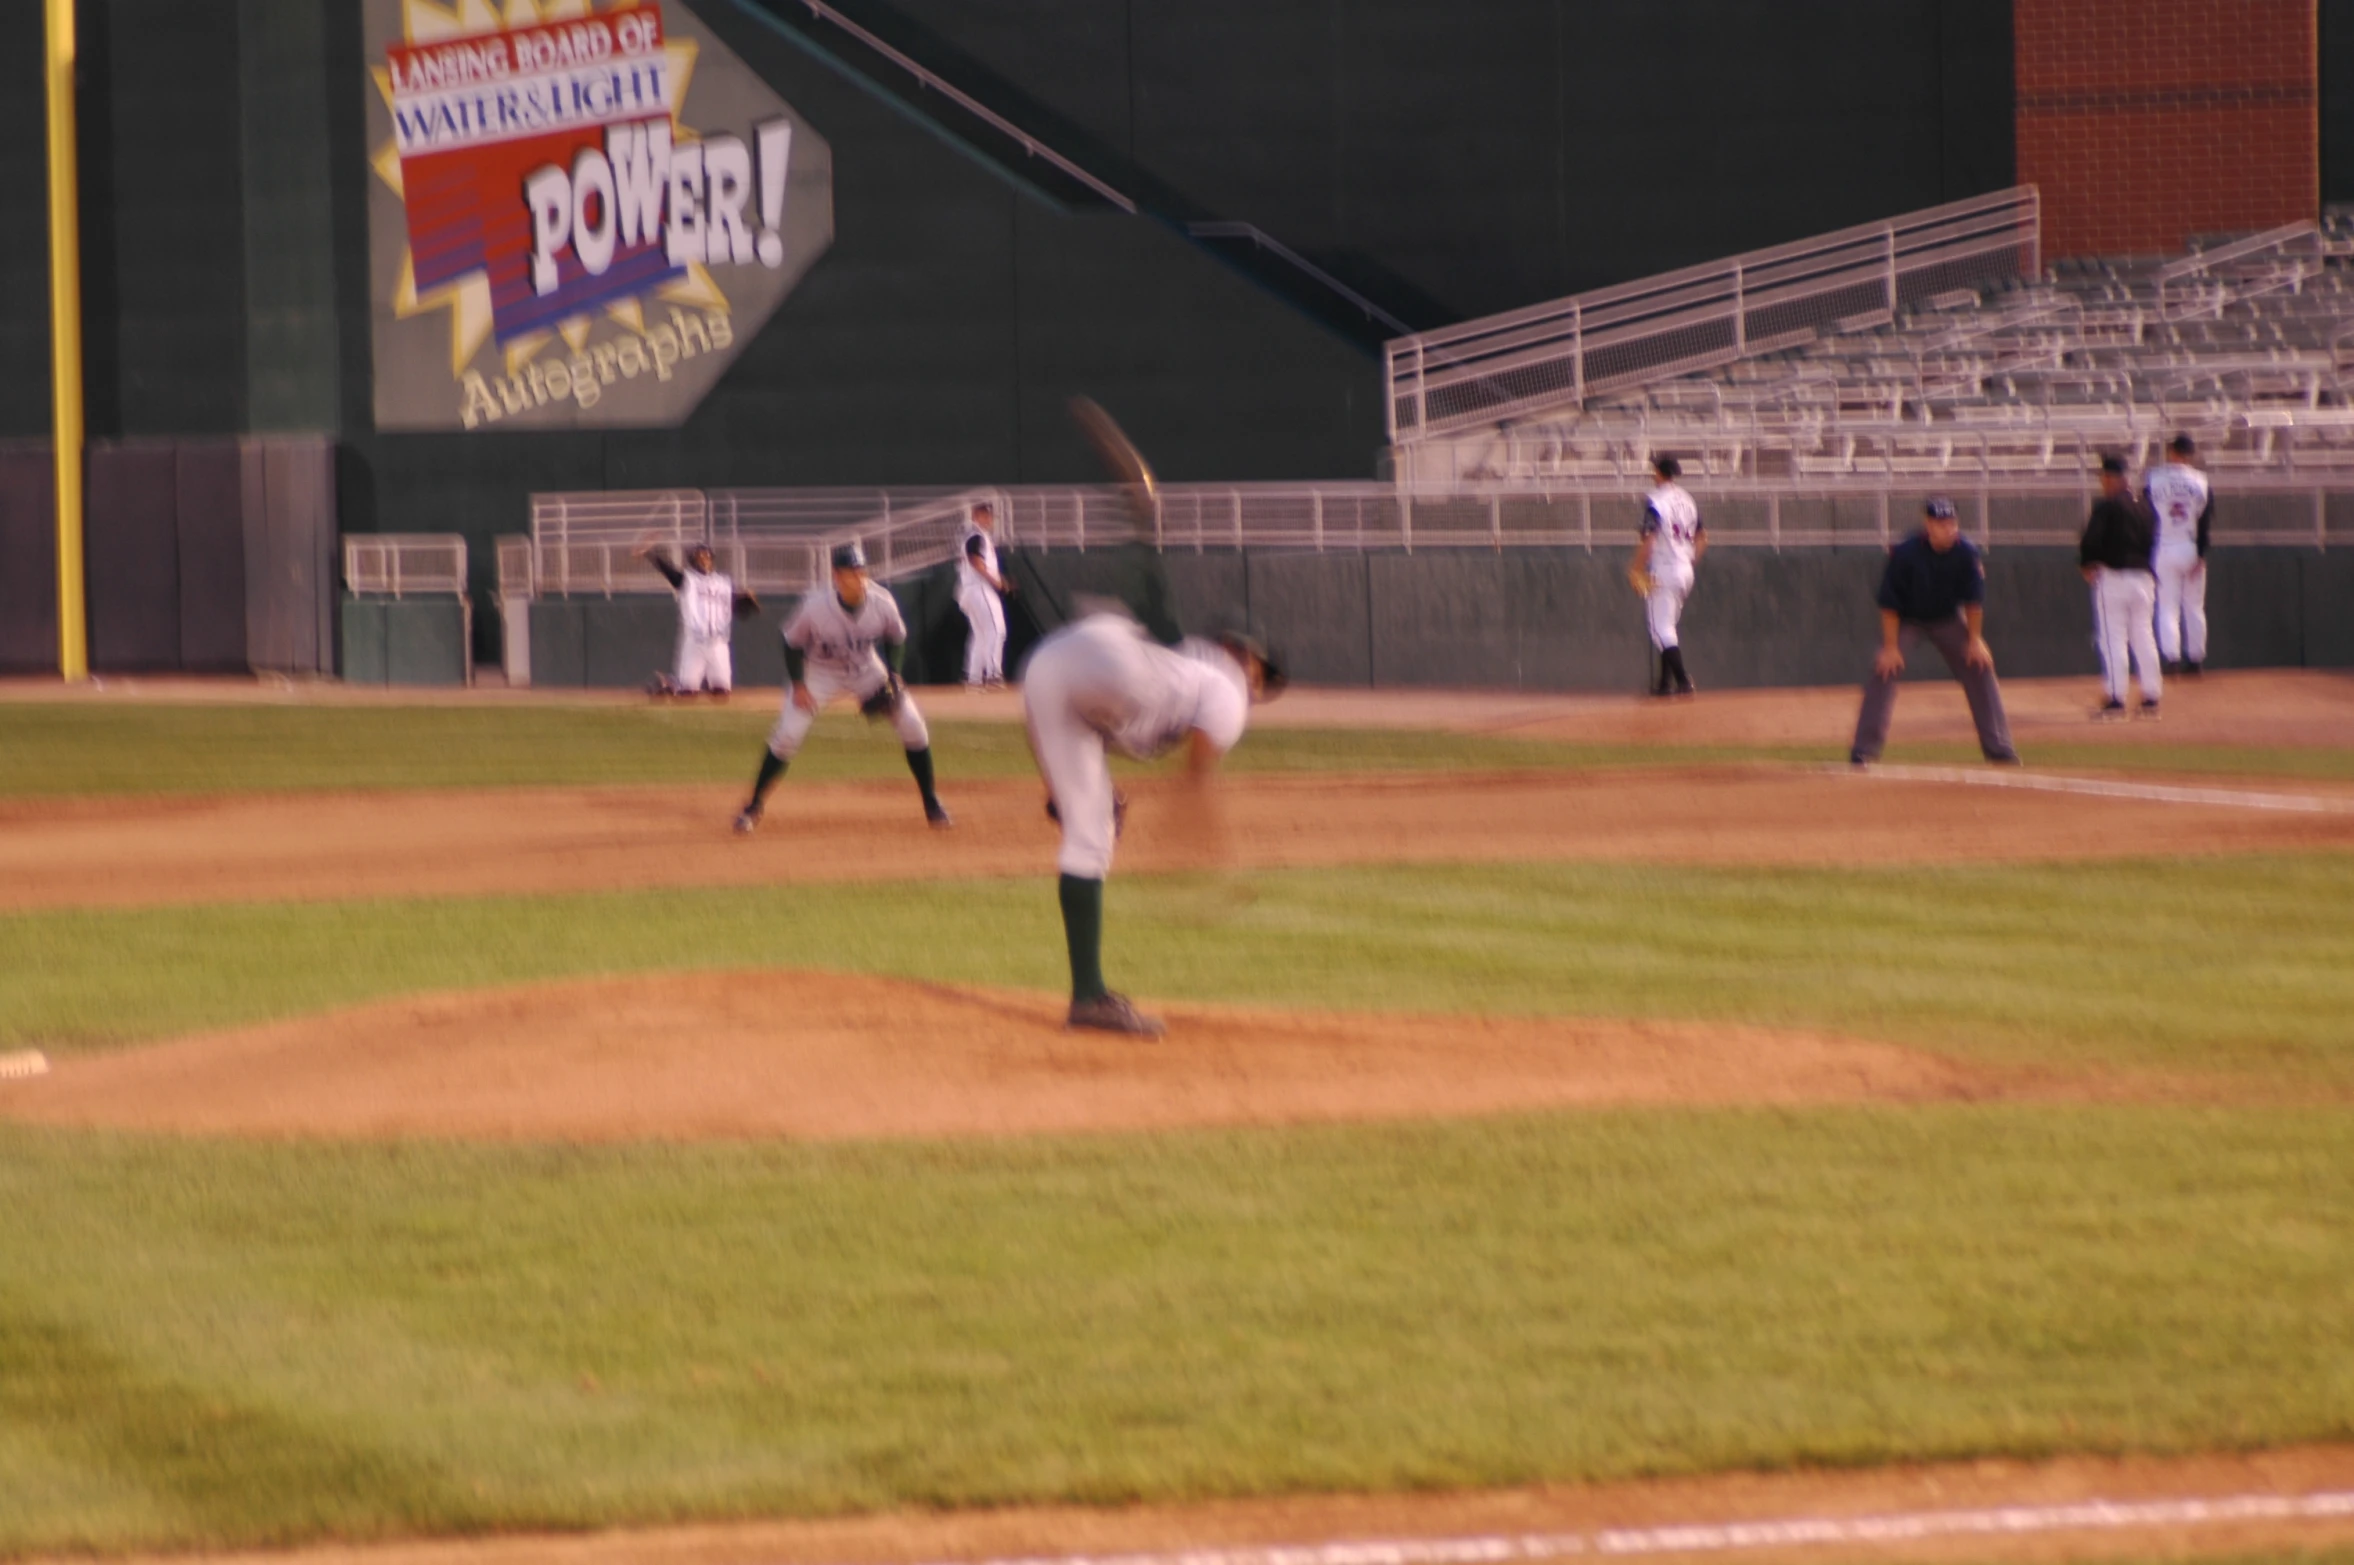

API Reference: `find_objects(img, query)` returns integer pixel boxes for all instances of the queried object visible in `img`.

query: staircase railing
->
[1386,187,2042,443]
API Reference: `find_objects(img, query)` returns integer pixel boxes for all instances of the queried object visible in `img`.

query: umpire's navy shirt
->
[1876,532,1986,623]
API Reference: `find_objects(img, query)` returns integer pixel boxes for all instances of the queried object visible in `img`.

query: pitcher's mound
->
[1,971,2069,1144]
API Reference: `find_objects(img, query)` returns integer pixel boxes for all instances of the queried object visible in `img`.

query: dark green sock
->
[1058,874,1107,1002]
[748,749,786,808]
[904,745,938,807]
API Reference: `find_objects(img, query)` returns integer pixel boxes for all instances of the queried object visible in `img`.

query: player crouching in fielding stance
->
[734,541,951,833]
[1850,497,2019,767]
[1024,613,1284,1038]
[1630,454,1705,697]
[638,540,759,696]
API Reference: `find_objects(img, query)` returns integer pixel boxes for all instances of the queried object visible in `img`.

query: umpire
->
[1849,497,2020,766]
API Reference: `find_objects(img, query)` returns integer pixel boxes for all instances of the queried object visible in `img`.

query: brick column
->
[2016,0,2317,257]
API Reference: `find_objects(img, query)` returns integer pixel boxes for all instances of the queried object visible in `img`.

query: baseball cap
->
[2099,453,2128,476]
[2168,432,2197,456]
[1652,454,1681,479]
[830,541,868,571]
[1924,496,1957,520]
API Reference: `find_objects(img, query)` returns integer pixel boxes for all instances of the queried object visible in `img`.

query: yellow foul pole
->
[45,0,87,682]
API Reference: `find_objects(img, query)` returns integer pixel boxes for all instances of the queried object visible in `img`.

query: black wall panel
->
[1367,552,1517,688]
[528,601,588,689]
[2302,554,2354,668]
[1246,552,1371,686]
[80,0,248,437]
[2199,553,2309,671]
[84,442,181,670]
[383,599,469,685]
[1511,548,1649,693]
[580,600,681,688]
[0,7,49,440]
[0,446,57,671]
[176,442,248,670]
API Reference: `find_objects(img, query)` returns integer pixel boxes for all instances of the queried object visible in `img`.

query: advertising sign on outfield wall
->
[364,0,832,431]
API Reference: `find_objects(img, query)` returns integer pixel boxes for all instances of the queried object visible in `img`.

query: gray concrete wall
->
[523,545,2354,689]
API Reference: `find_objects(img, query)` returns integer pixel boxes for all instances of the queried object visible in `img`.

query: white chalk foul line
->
[907,1490,2354,1565]
[1839,763,2354,815]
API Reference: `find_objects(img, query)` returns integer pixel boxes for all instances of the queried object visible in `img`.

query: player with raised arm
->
[733,541,951,833]
[637,539,759,697]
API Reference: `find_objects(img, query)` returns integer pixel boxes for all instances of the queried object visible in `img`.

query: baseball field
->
[3,669,2352,1565]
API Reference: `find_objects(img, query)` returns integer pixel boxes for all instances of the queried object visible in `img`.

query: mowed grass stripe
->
[7,856,2354,1083]
[5,702,2349,797]
[0,704,1820,796]
[0,1108,2348,1553]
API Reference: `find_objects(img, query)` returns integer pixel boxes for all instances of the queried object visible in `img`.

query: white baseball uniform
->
[956,520,1008,686]
[770,584,931,756]
[2145,461,2213,665]
[656,558,747,692]
[1641,481,1703,650]
[1022,614,1250,879]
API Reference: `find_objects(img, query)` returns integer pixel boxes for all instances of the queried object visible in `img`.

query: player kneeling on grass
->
[638,540,760,697]
[1023,611,1285,1039]
[735,541,951,833]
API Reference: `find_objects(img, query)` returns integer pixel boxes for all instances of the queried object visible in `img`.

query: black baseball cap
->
[2099,453,2128,476]
[2168,432,2197,456]
[830,541,867,571]
[1652,454,1681,479]
[1924,496,1957,520]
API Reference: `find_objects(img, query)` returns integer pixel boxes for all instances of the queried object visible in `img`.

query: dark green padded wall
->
[0,5,52,438]
[886,0,2016,318]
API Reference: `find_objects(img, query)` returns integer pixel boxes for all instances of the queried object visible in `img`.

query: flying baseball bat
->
[1068,395,1159,541]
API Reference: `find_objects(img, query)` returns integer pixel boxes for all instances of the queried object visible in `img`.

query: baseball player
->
[733,541,951,832]
[1629,455,1705,696]
[1023,608,1285,1038]
[2079,454,2162,719]
[637,540,759,696]
[1849,497,2019,765]
[2145,432,2213,675]
[956,500,1013,688]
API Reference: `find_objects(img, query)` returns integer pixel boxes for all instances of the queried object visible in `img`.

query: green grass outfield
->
[3,1110,2350,1553]
[4,705,2351,1556]
[3,701,2351,795]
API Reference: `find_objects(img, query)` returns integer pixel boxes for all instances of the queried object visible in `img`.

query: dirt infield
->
[0,968,2243,1144]
[6,764,2354,913]
[31,1445,2354,1565]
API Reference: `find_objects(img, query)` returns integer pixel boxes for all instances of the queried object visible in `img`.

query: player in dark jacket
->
[2079,454,2162,719]
[1849,497,2019,766]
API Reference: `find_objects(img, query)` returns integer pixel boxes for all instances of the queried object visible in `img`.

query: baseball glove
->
[859,672,906,719]
[1625,563,1655,599]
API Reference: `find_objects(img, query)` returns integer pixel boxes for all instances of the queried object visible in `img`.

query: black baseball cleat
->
[2094,699,2128,721]
[2138,699,2161,720]
[2183,660,2202,676]
[732,804,762,835]
[925,800,955,829]
[1068,991,1166,1039]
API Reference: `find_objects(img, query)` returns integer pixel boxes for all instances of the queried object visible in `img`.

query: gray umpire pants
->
[1850,612,2018,763]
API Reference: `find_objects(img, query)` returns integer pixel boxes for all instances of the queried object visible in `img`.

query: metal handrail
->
[1187,222,1415,334]
[1386,187,2040,442]
[749,0,1137,214]
[345,534,468,598]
